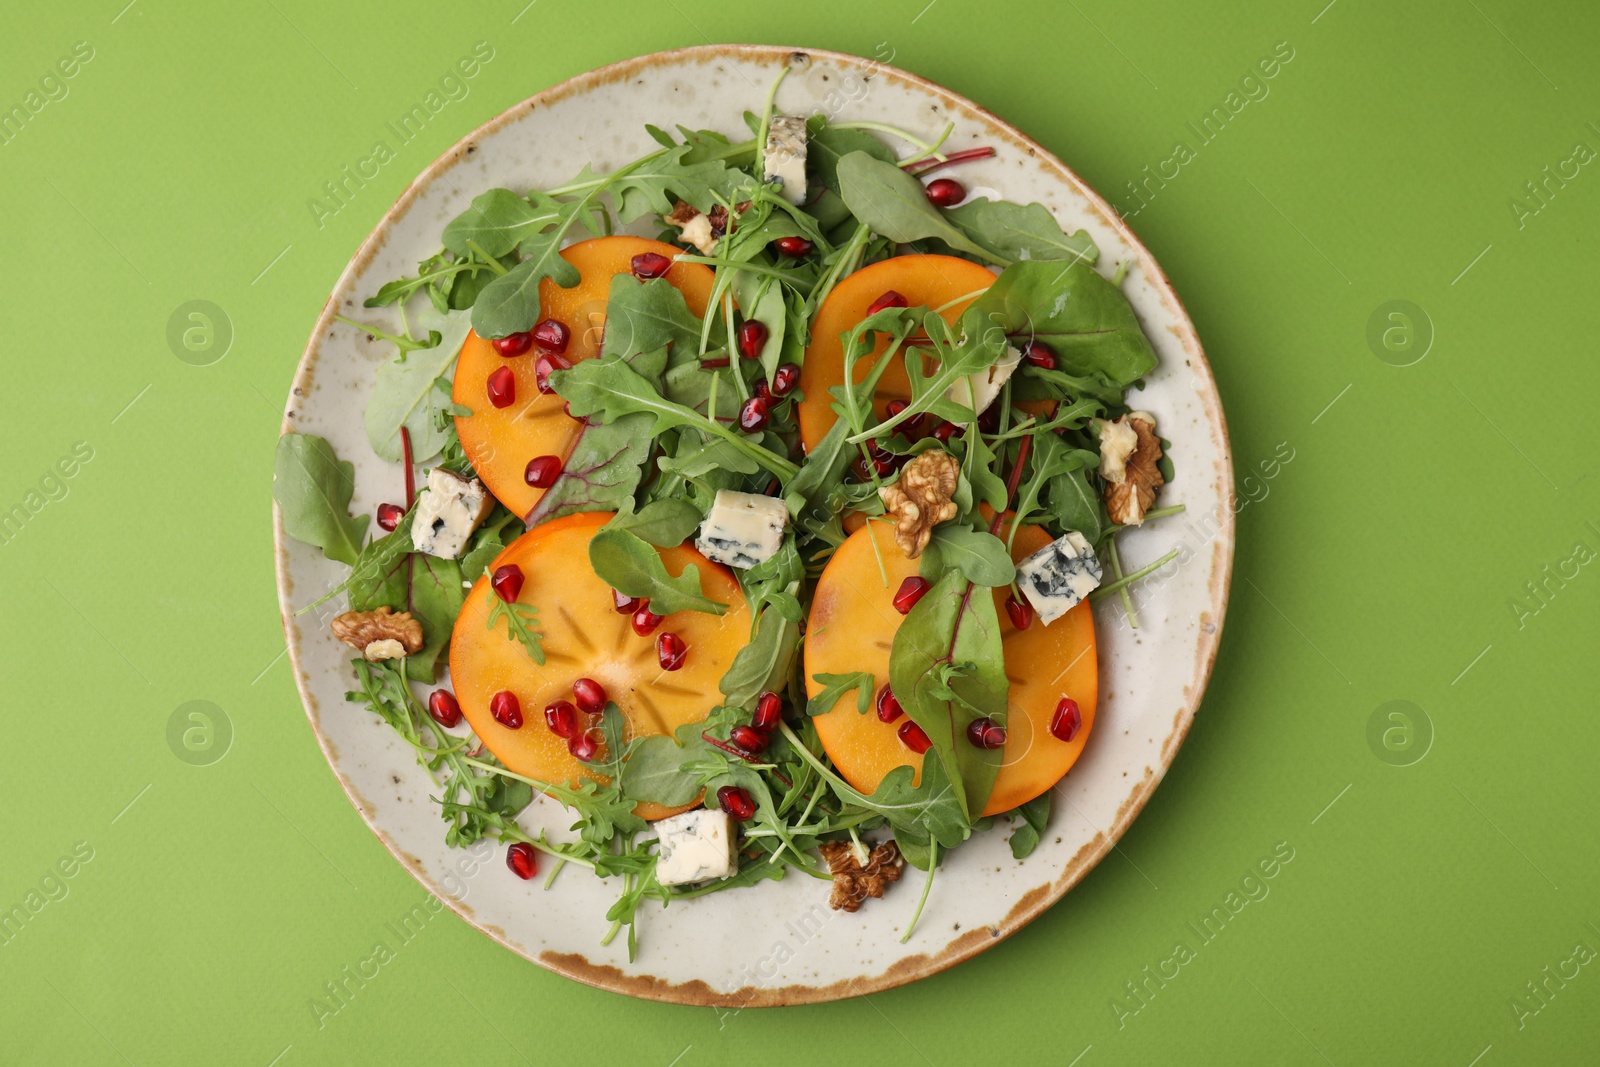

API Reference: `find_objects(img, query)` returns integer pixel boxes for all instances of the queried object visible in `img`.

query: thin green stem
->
[466,241,509,275]
[1091,547,1180,602]
[900,842,938,943]
[1107,534,1137,629]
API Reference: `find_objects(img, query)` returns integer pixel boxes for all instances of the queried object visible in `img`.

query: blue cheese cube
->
[763,116,808,205]
[653,808,737,886]
[1015,531,1102,625]
[695,489,787,569]
[410,468,492,559]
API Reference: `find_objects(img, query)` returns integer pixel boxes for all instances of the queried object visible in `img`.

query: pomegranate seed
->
[739,395,770,433]
[925,177,966,207]
[376,503,405,531]
[486,365,516,409]
[490,690,523,729]
[893,576,931,614]
[885,398,924,438]
[534,352,571,394]
[613,589,641,614]
[967,717,1007,749]
[898,720,932,754]
[979,404,1002,433]
[657,632,687,671]
[506,842,538,879]
[532,318,570,354]
[1050,698,1083,743]
[568,730,599,762]
[524,455,562,488]
[773,235,813,257]
[1021,339,1057,370]
[730,724,768,753]
[490,564,524,603]
[771,363,801,397]
[737,319,768,360]
[866,290,909,317]
[931,421,959,443]
[631,252,672,279]
[717,785,756,821]
[1005,592,1034,630]
[869,443,898,477]
[572,677,607,715]
[754,379,773,401]
[632,604,663,636]
[875,684,903,723]
[753,691,783,733]
[544,700,580,739]
[492,331,533,357]
[427,689,462,728]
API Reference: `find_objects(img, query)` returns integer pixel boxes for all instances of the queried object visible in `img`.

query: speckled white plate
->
[273,44,1233,1006]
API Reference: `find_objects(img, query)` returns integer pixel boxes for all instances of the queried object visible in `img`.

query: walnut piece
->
[331,606,424,661]
[818,840,904,912]
[1097,412,1164,526]
[879,450,960,558]
[665,199,719,255]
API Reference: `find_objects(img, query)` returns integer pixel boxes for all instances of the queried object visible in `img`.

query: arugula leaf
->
[470,225,584,339]
[806,671,875,717]
[600,275,708,361]
[656,435,759,480]
[945,199,1098,265]
[720,606,800,711]
[1046,465,1108,545]
[601,144,744,222]
[863,757,969,871]
[363,309,474,463]
[1009,792,1051,860]
[441,189,564,258]
[922,525,1016,587]
[486,597,546,664]
[836,151,1004,265]
[604,498,703,547]
[407,554,465,682]
[619,733,710,806]
[522,412,654,528]
[273,434,368,567]
[588,528,728,616]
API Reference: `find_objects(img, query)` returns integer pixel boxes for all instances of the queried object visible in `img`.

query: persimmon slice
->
[797,254,999,451]
[449,512,751,820]
[453,236,717,518]
[806,520,1098,816]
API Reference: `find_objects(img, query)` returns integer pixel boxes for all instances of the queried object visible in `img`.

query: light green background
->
[3,1,1596,1063]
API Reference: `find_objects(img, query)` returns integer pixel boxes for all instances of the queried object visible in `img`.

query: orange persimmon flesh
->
[453,236,717,518]
[449,511,750,820]
[806,520,1098,817]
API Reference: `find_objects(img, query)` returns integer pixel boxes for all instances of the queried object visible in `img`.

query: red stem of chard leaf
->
[906,147,997,176]
[701,731,793,789]
[988,434,1032,536]
[401,426,416,613]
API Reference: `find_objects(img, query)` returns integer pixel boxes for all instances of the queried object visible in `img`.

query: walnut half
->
[879,450,959,558]
[331,606,425,662]
[818,840,904,911]
[1097,412,1164,526]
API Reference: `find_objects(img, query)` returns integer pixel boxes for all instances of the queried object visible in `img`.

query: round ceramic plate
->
[274,44,1234,1006]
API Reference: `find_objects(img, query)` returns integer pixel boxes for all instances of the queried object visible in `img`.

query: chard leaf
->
[441,189,564,258]
[407,554,464,682]
[806,671,875,717]
[273,434,368,567]
[523,412,654,528]
[588,528,727,616]
[346,517,413,612]
[604,498,703,548]
[619,734,707,806]
[945,199,1098,265]
[836,151,1003,264]
[806,119,895,191]
[922,525,1016,587]
[1008,792,1051,860]
[363,309,474,463]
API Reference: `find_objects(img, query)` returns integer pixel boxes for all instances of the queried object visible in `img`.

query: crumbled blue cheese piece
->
[1015,531,1103,625]
[695,489,788,569]
[411,468,492,559]
[763,116,808,205]
[946,344,1023,420]
[653,808,737,886]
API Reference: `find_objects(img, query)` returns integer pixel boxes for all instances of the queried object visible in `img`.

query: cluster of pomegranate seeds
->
[492,331,533,357]
[490,690,523,729]
[631,252,672,279]
[613,589,642,614]
[931,420,958,443]
[771,363,800,396]
[752,690,783,732]
[631,602,663,635]
[543,699,580,739]
[506,842,538,880]
[572,677,607,714]
[375,502,405,532]
[486,365,516,409]
[966,717,1007,749]
[737,319,768,360]
[924,177,965,207]
[569,731,599,762]
[1050,697,1082,742]
[730,724,767,754]
[893,576,931,614]
[1020,339,1057,370]
[490,563,524,602]
[1005,592,1034,630]
[875,684,903,723]
[898,720,932,753]
[532,318,570,353]
[773,235,813,257]
[524,455,563,488]
[427,689,462,728]
[717,785,756,821]
[656,632,687,671]
[866,290,908,316]
[739,395,770,433]
[534,352,570,394]
[868,443,901,477]
[885,399,923,438]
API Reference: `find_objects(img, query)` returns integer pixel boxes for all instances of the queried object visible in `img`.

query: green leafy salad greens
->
[272,67,1185,958]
